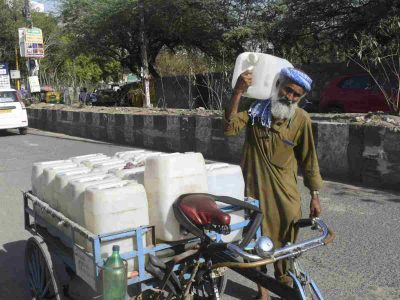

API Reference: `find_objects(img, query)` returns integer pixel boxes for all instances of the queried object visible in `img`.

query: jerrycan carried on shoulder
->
[231,52,293,100]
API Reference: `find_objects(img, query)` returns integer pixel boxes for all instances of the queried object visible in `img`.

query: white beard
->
[271,91,298,120]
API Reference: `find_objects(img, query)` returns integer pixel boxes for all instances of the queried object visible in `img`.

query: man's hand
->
[309,196,321,218]
[234,70,253,95]
[226,70,253,121]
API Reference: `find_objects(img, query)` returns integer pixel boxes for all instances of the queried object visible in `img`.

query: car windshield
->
[0,91,17,103]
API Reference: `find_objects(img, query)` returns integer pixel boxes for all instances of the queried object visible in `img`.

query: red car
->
[319,74,391,113]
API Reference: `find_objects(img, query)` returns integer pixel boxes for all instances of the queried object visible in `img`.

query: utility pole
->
[24,0,32,28]
[15,47,20,91]
[139,0,151,108]
[23,0,35,97]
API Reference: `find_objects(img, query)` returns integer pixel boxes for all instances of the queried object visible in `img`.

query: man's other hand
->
[234,70,253,94]
[309,196,321,218]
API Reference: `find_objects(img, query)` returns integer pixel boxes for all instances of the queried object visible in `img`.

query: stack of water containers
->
[31,150,247,270]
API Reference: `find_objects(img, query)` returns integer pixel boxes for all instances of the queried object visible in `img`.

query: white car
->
[0,88,28,135]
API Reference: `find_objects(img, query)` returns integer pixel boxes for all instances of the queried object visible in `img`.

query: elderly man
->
[224,68,323,297]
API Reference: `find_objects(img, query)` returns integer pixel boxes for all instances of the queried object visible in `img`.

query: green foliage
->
[264,0,400,64]
[349,16,400,113]
[60,0,272,76]
[0,0,25,66]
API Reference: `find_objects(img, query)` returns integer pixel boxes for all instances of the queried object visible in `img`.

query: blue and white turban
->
[280,67,313,92]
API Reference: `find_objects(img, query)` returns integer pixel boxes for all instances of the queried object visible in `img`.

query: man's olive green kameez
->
[224,107,323,280]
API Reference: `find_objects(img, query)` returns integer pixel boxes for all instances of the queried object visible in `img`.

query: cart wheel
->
[25,236,63,300]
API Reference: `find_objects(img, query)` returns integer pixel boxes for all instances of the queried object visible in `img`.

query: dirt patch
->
[312,112,400,129]
[29,103,224,118]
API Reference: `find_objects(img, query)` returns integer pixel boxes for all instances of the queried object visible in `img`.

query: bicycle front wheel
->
[289,270,324,300]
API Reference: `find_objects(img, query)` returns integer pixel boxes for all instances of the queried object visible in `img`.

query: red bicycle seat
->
[178,194,231,226]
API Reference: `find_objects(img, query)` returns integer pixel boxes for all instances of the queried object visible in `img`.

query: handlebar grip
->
[296,218,313,228]
[324,227,335,245]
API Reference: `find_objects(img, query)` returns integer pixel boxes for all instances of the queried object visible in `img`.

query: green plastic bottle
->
[102,245,127,300]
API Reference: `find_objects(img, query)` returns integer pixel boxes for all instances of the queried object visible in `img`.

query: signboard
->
[73,246,96,290]
[0,64,10,89]
[0,76,11,89]
[10,70,21,79]
[19,27,45,58]
[0,63,9,75]
[28,76,41,93]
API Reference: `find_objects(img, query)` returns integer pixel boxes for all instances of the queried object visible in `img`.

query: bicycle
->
[145,193,335,300]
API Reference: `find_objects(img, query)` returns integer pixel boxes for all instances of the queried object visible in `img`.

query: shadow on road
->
[225,278,258,299]
[0,240,29,300]
[0,130,19,137]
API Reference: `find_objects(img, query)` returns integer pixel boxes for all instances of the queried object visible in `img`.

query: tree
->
[263,0,400,64]
[349,16,400,114]
[60,0,273,77]
[0,0,25,66]
[29,10,122,90]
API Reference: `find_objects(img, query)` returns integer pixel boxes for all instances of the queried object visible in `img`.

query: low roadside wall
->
[27,108,400,191]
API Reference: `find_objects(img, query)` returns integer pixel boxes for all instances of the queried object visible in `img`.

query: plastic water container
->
[231,52,293,100]
[91,158,127,172]
[55,171,106,217]
[206,163,245,242]
[114,150,146,160]
[84,180,149,272]
[31,160,74,199]
[31,160,75,228]
[109,166,145,184]
[40,164,80,236]
[130,152,162,167]
[51,167,91,210]
[80,156,113,168]
[64,174,120,223]
[70,153,108,165]
[62,174,121,247]
[144,152,208,241]
[41,164,80,207]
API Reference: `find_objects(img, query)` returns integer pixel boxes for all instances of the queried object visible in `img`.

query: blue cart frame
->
[23,191,260,297]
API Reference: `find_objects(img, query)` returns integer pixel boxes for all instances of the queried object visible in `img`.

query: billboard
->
[19,27,45,58]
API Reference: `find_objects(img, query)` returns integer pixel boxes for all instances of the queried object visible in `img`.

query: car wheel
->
[327,106,343,113]
[19,128,28,135]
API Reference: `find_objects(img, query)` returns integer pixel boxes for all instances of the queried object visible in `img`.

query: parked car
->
[319,74,391,113]
[93,89,118,106]
[0,88,28,135]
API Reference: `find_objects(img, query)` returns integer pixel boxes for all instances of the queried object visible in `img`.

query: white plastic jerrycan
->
[114,150,146,160]
[91,158,127,172]
[70,153,108,165]
[144,152,208,241]
[41,164,80,207]
[62,174,121,247]
[109,166,145,184]
[32,159,74,199]
[31,159,74,228]
[206,163,245,242]
[231,52,293,100]
[84,180,149,272]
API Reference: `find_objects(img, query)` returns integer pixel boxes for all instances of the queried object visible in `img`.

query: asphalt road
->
[0,128,399,300]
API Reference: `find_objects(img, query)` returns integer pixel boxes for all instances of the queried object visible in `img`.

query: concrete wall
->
[27,108,400,191]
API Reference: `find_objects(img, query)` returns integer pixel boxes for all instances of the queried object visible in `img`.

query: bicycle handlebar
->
[212,218,334,269]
